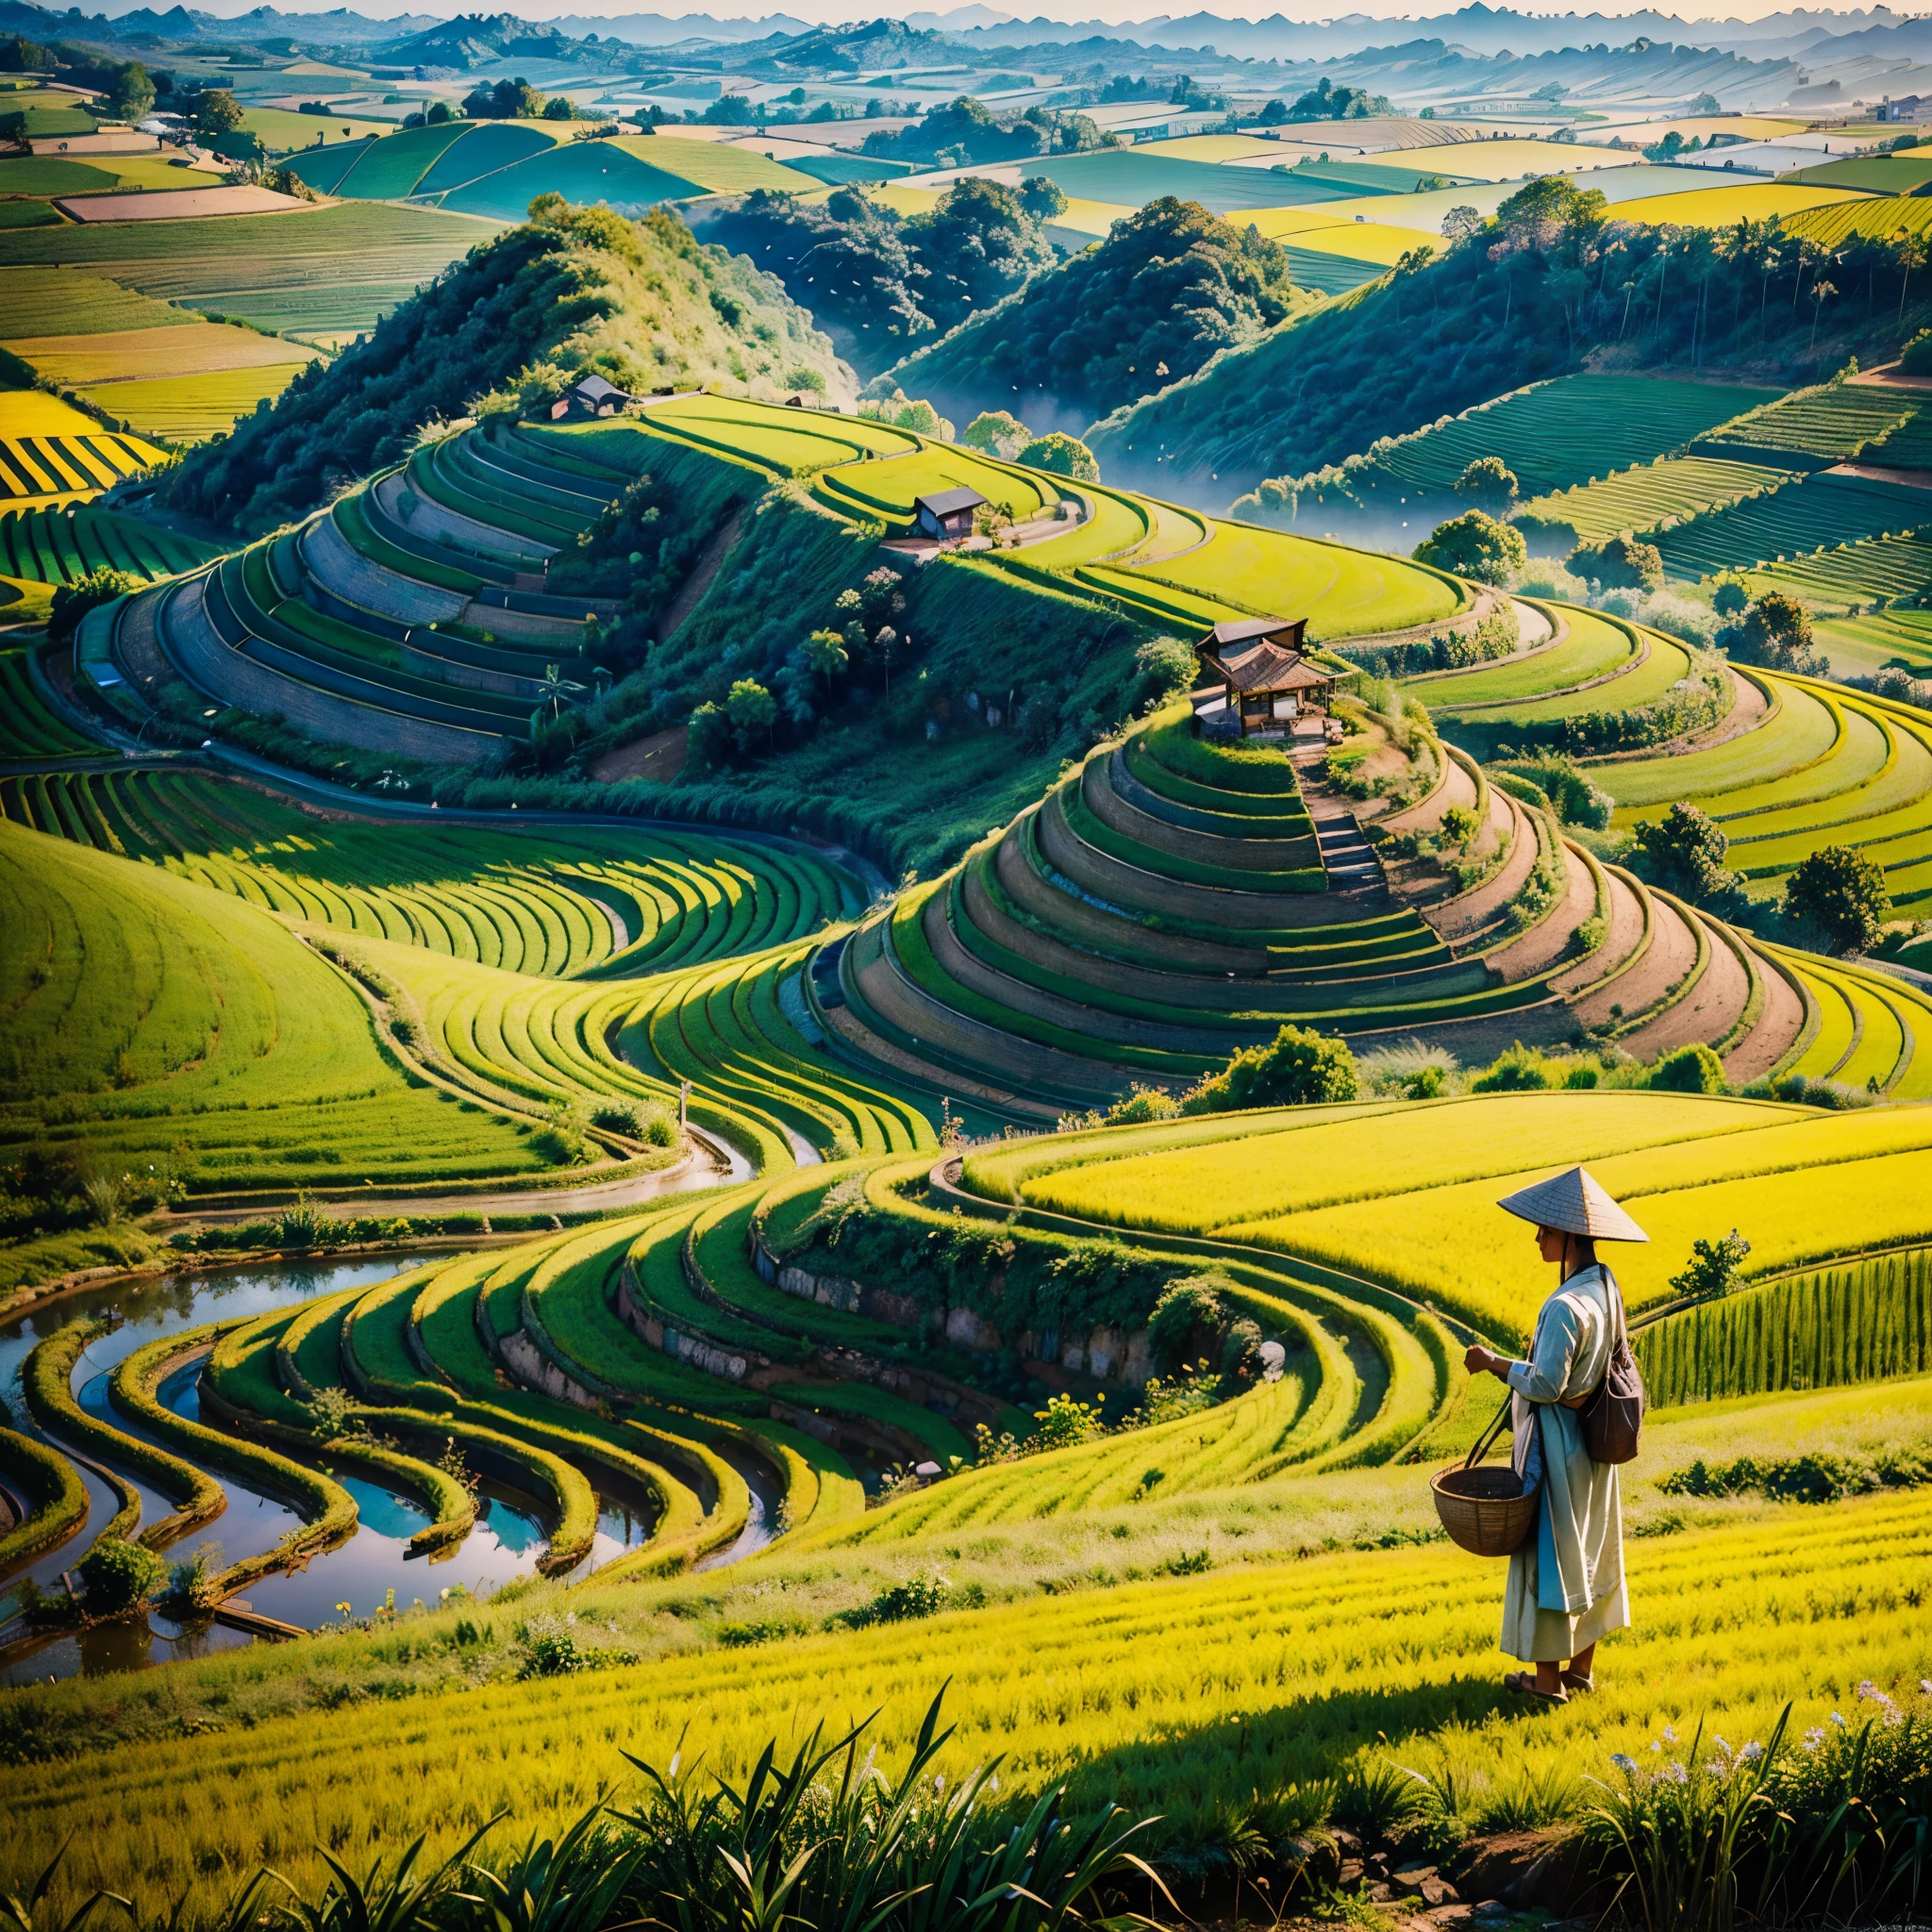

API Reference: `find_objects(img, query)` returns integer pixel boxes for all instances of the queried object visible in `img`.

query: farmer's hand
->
[1464,1343,1507,1380]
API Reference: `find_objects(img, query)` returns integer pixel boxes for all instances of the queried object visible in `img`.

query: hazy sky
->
[156,0,1893,23]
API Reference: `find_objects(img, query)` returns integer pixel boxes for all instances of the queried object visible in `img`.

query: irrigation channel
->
[0,1251,782,1685]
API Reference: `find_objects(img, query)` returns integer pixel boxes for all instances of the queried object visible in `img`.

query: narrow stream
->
[0,1249,762,1685]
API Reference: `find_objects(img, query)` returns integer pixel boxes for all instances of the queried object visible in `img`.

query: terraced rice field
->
[0,389,168,508]
[1655,469,1932,581]
[0,502,220,586]
[1373,375,1783,498]
[0,815,552,1197]
[1411,604,1636,707]
[1750,533,1932,610]
[1517,454,1794,543]
[0,203,505,344]
[1600,671,1932,908]
[1701,383,1920,462]
[991,1092,1932,1335]
[0,767,859,979]
[75,363,316,443]
[0,647,95,757]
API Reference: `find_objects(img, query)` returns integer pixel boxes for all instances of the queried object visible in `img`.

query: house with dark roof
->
[913,487,987,541]
[549,374,636,421]
[1192,616,1332,738]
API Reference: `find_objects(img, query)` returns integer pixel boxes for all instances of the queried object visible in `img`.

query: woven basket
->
[1430,1396,1540,1557]
[1431,1462,1539,1557]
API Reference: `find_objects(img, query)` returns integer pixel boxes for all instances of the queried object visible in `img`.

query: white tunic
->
[1501,1261,1630,1664]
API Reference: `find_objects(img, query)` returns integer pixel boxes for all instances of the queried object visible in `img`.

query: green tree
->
[193,88,244,137]
[961,409,1031,458]
[49,565,138,644]
[1783,843,1892,956]
[111,61,155,122]
[1018,431,1098,480]
[1571,532,1663,591]
[1650,1042,1727,1094]
[1413,508,1524,586]
[725,676,777,753]
[1182,1024,1357,1114]
[1725,591,1825,675]
[1632,802,1742,905]
[804,626,848,692]
[1453,455,1518,512]
[1670,1227,1752,1298]
[541,94,577,121]
[425,99,454,125]
[1017,174,1067,220]
[1711,574,1750,617]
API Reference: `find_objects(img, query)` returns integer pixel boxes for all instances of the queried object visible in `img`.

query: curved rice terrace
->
[6,382,1932,1924]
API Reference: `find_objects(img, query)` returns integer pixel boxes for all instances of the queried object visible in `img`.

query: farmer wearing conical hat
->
[1462,1166,1646,1704]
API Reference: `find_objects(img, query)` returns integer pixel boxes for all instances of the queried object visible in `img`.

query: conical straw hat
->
[1496,1165,1649,1242]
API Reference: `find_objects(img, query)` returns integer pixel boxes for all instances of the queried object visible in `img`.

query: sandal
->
[1560,1670,1595,1694]
[1505,1670,1569,1705]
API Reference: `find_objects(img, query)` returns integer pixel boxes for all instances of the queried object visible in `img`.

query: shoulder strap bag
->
[1574,1265,1645,1464]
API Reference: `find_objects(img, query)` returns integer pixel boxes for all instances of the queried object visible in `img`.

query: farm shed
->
[550,375,637,421]
[913,486,987,540]
[1192,616,1331,738]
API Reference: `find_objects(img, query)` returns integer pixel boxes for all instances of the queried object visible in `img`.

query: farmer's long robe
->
[1502,1261,1630,1664]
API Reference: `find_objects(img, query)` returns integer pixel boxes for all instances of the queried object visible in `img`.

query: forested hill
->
[158,200,850,536]
[882,197,1319,437]
[1087,180,1932,504]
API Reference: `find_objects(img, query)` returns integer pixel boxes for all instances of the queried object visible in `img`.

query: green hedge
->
[0,1425,87,1575]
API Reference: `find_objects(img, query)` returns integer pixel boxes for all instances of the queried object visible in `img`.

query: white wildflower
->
[1740,1741,1764,1762]
[1921,1680,1932,1697]
[1664,1760,1690,1784]
[1651,1739,1664,1754]
[1662,1724,1678,1742]
[1804,1726,1825,1751]
[1610,1753,1639,1774]
[1830,1710,1848,1730]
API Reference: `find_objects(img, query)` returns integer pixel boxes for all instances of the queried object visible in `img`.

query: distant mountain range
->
[5,0,1923,105]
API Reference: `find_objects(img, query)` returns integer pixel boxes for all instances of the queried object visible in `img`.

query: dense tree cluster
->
[859,95,1111,169]
[158,200,845,533]
[884,197,1304,429]
[695,178,1055,376]
[1109,174,1932,502]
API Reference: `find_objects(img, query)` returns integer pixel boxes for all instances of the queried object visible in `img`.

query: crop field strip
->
[1517,453,1797,543]
[0,647,97,758]
[0,502,221,585]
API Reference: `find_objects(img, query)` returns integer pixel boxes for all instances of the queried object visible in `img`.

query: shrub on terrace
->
[77,1536,165,1616]
[1181,1024,1358,1114]
[48,565,138,645]
[961,409,1033,459]
[1651,1041,1727,1094]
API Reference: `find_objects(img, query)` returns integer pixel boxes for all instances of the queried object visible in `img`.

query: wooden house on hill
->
[1192,617,1333,739]
[550,375,636,421]
[913,487,986,540]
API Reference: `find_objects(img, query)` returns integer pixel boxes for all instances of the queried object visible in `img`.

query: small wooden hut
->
[1192,618,1332,738]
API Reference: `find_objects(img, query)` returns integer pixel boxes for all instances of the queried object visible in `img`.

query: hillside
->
[155,198,852,536]
[1089,177,1932,505]
[882,196,1317,436]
